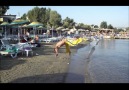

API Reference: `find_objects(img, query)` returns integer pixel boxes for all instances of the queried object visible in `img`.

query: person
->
[20,36,27,43]
[54,36,81,57]
[34,35,41,47]
[29,35,41,47]
[29,37,34,43]
[54,38,67,57]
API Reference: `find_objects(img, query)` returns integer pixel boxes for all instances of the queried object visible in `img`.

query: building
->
[0,15,16,24]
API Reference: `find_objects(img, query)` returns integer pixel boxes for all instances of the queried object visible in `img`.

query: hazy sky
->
[7,6,129,28]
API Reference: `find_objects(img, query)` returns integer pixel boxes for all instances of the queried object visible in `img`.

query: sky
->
[6,6,129,28]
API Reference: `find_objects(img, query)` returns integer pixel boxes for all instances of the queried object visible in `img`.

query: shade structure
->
[38,26,43,28]
[0,22,10,26]
[37,26,46,30]
[27,22,43,36]
[10,19,30,25]
[56,26,64,30]
[37,26,47,35]
[56,27,64,36]
[9,19,30,42]
[0,22,10,39]
[22,24,28,27]
[27,22,43,27]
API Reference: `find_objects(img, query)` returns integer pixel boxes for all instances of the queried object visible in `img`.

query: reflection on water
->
[65,39,129,83]
[99,39,115,49]
[89,39,129,83]
[65,40,99,83]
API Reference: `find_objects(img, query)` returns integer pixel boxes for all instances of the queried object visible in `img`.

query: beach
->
[0,41,88,83]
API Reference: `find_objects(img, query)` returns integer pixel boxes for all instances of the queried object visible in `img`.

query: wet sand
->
[0,41,89,83]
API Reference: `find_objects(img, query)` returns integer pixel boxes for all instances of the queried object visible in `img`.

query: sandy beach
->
[0,41,89,83]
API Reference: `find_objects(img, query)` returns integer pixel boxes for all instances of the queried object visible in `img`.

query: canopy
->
[56,26,64,31]
[22,24,28,27]
[0,22,10,26]
[37,26,46,30]
[27,22,43,27]
[10,19,30,25]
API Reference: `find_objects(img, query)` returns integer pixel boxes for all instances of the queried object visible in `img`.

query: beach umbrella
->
[0,22,10,39]
[22,24,28,27]
[56,26,64,30]
[37,26,46,29]
[37,26,47,34]
[27,22,43,27]
[10,19,30,42]
[21,24,28,35]
[56,27,64,36]
[27,22,43,37]
[10,19,30,25]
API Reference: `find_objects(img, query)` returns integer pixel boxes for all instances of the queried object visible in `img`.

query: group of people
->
[21,31,85,57]
[20,31,41,47]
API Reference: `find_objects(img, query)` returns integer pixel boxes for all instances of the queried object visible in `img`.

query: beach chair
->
[21,43,33,56]
[0,39,13,50]
[13,42,34,57]
[0,40,33,58]
[0,45,19,58]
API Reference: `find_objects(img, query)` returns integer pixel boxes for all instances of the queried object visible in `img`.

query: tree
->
[27,6,51,28]
[27,6,41,22]
[100,21,107,29]
[91,24,94,28]
[114,28,124,34]
[44,8,51,28]
[94,25,99,28]
[63,21,69,28]
[21,13,27,20]
[62,17,75,29]
[49,10,62,28]
[0,6,9,16]
[108,24,114,29]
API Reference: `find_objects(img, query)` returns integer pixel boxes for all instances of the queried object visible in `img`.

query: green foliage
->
[49,10,62,28]
[26,7,62,28]
[114,28,124,33]
[0,6,9,16]
[100,21,107,29]
[94,25,99,28]
[44,8,51,27]
[63,22,69,28]
[108,24,114,29]
[27,6,41,22]
[21,13,27,20]
[76,23,91,30]
[62,17,75,29]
